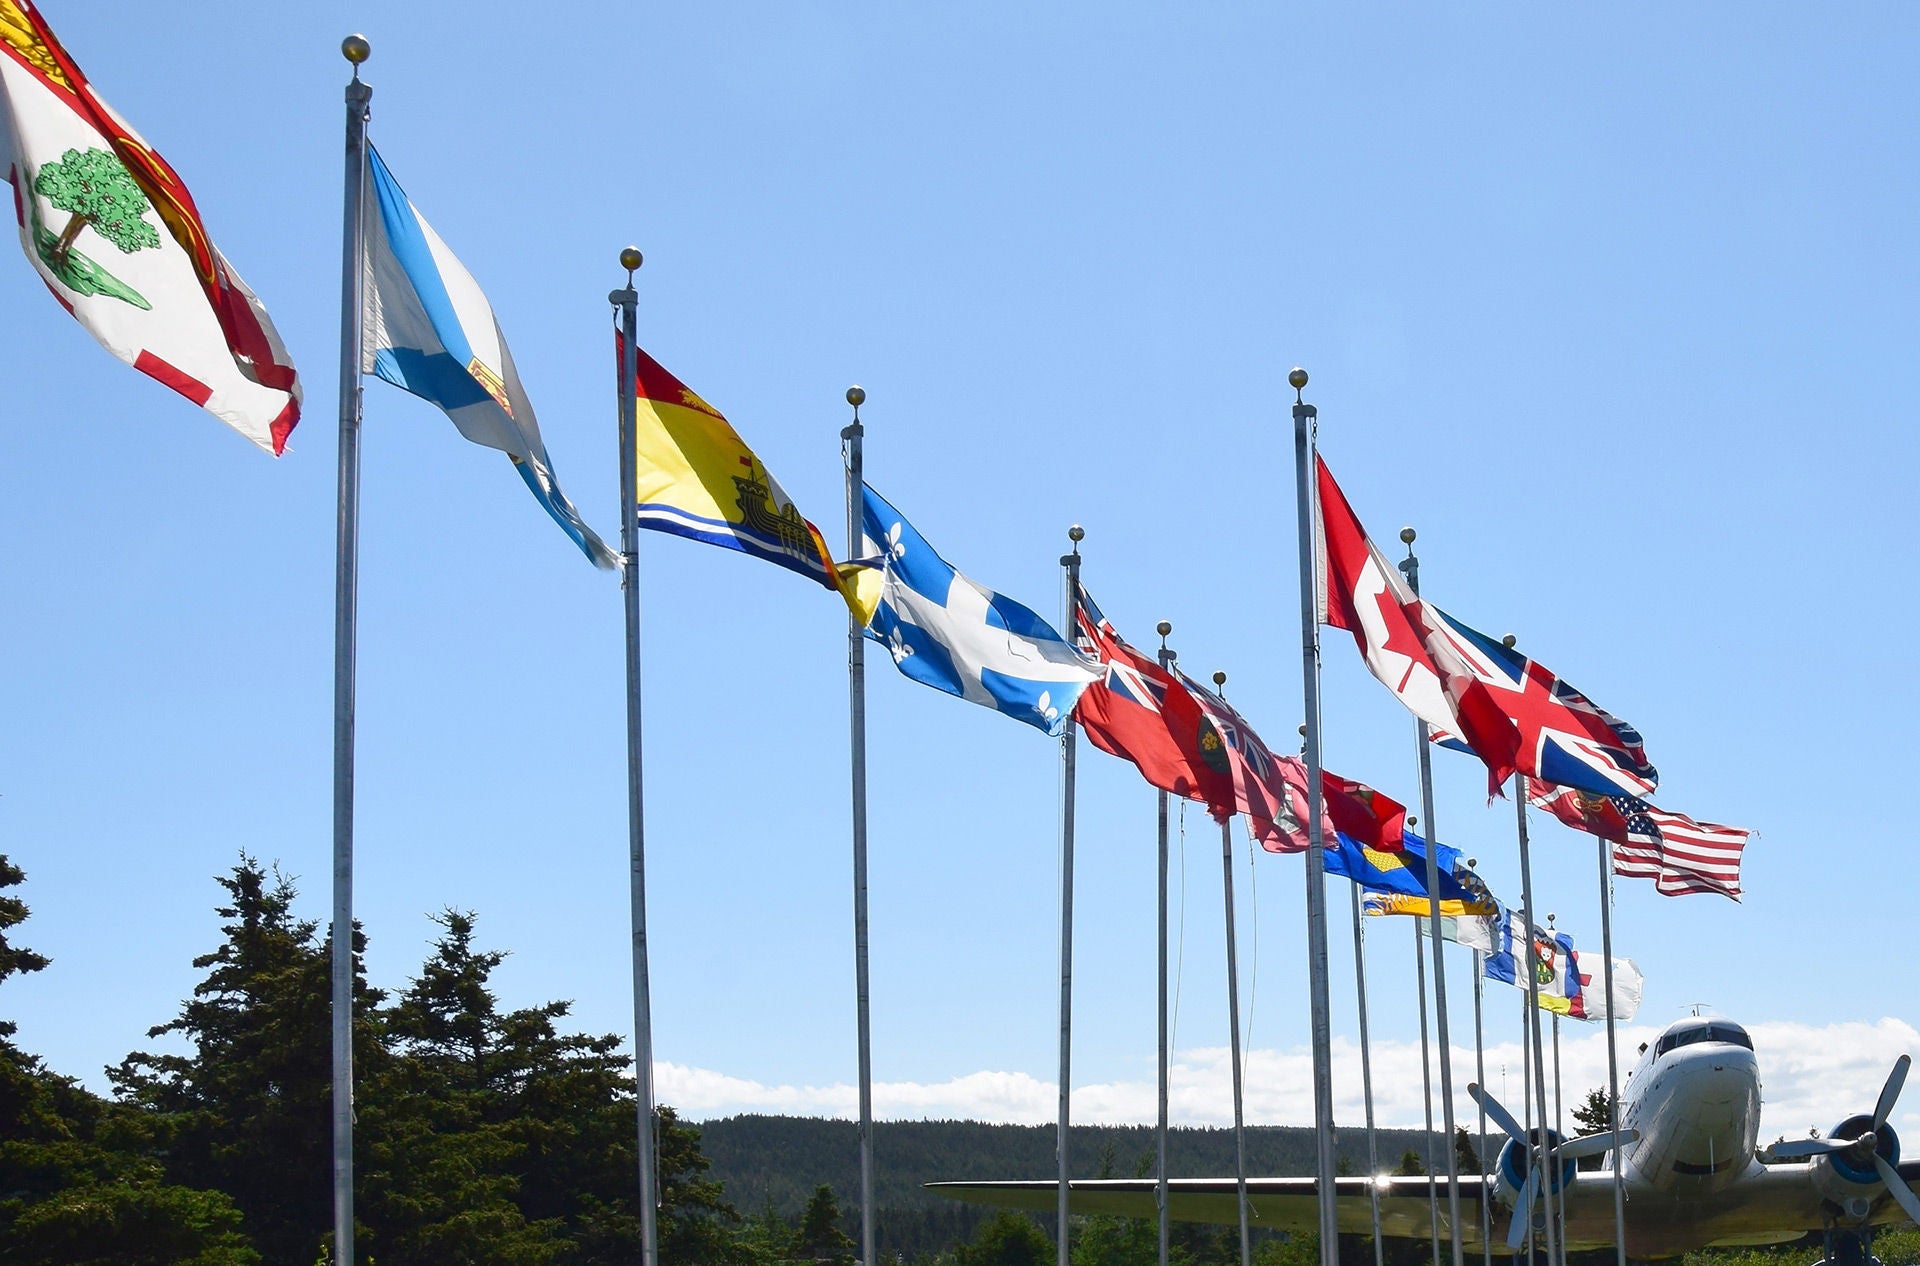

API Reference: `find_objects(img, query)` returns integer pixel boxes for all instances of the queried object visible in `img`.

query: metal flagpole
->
[611,248,660,1266]
[1056,525,1086,1266]
[1513,778,1561,1266]
[1521,995,1537,1263]
[842,386,877,1266]
[1211,672,1253,1266]
[1413,914,1443,1266]
[1471,933,1492,1266]
[1596,837,1629,1266]
[1398,531,1466,1266]
[330,35,371,1266]
[1157,626,1177,1266]
[1547,917,1567,1259]
[1286,367,1341,1266]
[1346,878,1387,1266]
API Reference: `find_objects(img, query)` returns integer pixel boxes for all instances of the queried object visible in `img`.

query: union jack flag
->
[1427,608,1657,799]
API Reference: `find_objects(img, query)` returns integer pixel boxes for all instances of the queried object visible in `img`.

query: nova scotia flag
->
[862,485,1099,736]
[362,146,616,567]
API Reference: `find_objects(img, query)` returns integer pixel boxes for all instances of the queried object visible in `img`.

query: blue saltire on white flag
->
[362,146,616,568]
[861,484,1099,736]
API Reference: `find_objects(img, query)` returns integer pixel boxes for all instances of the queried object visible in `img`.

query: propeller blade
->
[1874,1056,1911,1131]
[1872,1153,1920,1227]
[1471,1083,1531,1146]
[1557,1129,1638,1160]
[1769,1137,1856,1161]
[1505,1170,1540,1251]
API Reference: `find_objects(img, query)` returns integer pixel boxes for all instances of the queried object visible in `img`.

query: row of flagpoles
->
[0,13,1758,1266]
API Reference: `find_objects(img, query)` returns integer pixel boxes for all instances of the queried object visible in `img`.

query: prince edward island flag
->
[862,485,1098,736]
[363,146,615,567]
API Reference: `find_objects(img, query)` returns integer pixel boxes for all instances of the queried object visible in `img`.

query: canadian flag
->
[1314,454,1519,788]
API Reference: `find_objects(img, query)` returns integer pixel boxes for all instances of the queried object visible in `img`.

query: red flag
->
[1526,778,1628,842]
[1315,455,1520,789]
[1322,771,1408,851]
[1177,671,1317,853]
[1072,591,1235,816]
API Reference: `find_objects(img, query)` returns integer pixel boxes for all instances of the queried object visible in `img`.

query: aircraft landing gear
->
[1815,1217,1880,1266]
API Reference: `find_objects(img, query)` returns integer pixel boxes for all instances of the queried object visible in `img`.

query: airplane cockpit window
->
[1655,1019,1753,1057]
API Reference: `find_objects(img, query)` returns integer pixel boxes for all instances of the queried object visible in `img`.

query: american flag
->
[1610,795,1750,901]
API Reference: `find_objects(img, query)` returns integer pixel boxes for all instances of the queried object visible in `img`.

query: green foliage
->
[32,147,159,255]
[957,1210,1052,1266]
[795,1184,856,1264]
[1571,1087,1619,1170]
[1454,1126,1481,1175]
[1394,1148,1426,1176]
[0,854,51,1045]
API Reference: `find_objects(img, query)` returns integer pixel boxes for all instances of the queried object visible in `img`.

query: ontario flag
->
[1315,455,1520,787]
[1072,591,1235,813]
[1527,779,1751,901]
[0,1,300,452]
[1426,608,1658,800]
[1176,670,1311,852]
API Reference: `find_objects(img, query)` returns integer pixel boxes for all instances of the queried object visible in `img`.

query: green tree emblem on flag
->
[27,146,158,309]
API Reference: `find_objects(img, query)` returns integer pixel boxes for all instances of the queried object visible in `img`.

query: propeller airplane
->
[931,1017,1920,1264]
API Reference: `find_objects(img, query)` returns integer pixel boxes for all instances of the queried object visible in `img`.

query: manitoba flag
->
[0,1,300,452]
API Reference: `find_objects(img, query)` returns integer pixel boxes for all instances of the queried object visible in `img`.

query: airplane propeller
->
[1469,1083,1638,1250]
[1767,1057,1920,1226]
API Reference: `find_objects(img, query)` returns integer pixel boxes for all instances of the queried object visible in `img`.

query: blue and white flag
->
[861,485,1099,736]
[362,146,616,568]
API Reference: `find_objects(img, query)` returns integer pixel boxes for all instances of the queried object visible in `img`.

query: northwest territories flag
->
[1483,908,1582,1016]
[0,0,300,452]
[861,485,1099,736]
[363,147,615,567]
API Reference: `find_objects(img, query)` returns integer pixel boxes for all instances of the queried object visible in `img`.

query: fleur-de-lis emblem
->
[885,522,907,561]
[886,626,913,664]
[1036,691,1060,725]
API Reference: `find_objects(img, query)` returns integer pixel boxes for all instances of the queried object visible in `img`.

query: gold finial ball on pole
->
[1408,815,1418,828]
[1467,857,1478,869]
[1156,620,1172,637]
[1288,367,1309,391]
[341,34,371,64]
[1068,524,1085,543]
[1502,633,1517,648]
[619,246,643,273]
[1399,526,1416,545]
[1212,670,1226,687]
[846,385,866,408]
[1298,723,1307,737]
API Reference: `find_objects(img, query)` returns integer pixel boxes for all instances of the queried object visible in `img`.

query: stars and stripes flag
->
[1426,607,1658,799]
[1315,455,1521,787]
[1528,779,1751,901]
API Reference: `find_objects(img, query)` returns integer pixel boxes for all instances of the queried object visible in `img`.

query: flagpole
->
[1157,626,1177,1266]
[1513,777,1561,1266]
[1210,672,1253,1266]
[1471,932,1491,1266]
[1286,367,1341,1266]
[1548,916,1567,1258]
[611,248,660,1266]
[843,386,877,1266]
[1412,911,1442,1266]
[1596,836,1629,1266]
[1056,525,1085,1266]
[1397,531,1466,1266]
[1346,880,1387,1266]
[330,36,371,1266]
[1521,994,1537,1262]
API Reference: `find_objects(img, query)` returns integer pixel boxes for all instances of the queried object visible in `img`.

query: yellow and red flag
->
[624,336,875,619]
[0,1,300,452]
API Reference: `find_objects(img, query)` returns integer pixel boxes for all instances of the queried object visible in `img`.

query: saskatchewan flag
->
[624,337,874,618]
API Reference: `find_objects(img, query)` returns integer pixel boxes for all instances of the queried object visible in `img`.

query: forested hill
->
[699,1114,1471,1256]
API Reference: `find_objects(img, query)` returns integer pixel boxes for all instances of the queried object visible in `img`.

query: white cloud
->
[659,1017,1920,1142]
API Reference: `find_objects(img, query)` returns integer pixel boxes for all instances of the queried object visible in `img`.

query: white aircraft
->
[931,1017,1920,1263]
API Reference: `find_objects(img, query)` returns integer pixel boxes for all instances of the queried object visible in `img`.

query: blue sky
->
[3,2,1917,1141]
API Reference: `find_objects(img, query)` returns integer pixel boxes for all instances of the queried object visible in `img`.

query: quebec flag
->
[362,146,617,568]
[862,485,1099,736]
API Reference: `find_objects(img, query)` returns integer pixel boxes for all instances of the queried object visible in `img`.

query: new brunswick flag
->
[623,336,871,614]
[0,1,300,452]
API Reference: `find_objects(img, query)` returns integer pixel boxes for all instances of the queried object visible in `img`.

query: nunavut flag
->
[625,337,849,599]
[0,1,300,452]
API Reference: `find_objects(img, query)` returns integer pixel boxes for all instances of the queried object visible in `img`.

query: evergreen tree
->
[795,1184,856,1265]
[0,854,257,1266]
[1454,1126,1481,1175]
[1393,1148,1426,1176]
[1570,1087,1619,1171]
[956,1211,1052,1266]
[110,856,381,1266]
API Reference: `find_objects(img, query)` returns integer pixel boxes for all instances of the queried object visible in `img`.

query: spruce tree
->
[795,1184,856,1265]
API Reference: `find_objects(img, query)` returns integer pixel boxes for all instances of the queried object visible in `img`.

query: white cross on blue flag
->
[861,485,1099,736]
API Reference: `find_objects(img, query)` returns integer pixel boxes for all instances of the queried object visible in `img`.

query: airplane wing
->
[929,1175,1497,1243]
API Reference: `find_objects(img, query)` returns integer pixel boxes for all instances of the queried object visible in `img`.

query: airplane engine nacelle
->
[1810,1114,1901,1217]
[1496,1131,1577,1206]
